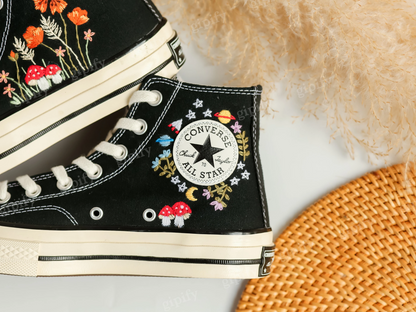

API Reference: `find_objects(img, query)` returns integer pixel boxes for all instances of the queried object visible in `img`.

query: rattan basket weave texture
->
[237,164,416,312]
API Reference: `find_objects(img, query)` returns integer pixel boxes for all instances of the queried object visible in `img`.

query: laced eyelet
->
[148,90,163,106]
[87,164,103,180]
[26,184,41,198]
[134,119,148,135]
[143,208,156,222]
[0,192,11,204]
[57,177,73,191]
[90,207,103,220]
[113,145,128,161]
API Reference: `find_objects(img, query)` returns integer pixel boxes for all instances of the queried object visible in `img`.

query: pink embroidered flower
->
[202,189,211,199]
[231,121,242,134]
[55,46,66,57]
[0,70,9,83]
[210,201,223,211]
[84,29,95,42]
[3,84,15,98]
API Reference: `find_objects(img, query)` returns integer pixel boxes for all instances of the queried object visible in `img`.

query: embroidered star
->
[231,121,242,134]
[171,176,181,185]
[203,108,212,117]
[186,110,196,120]
[178,182,188,192]
[230,177,240,186]
[237,161,245,170]
[191,135,223,168]
[241,170,250,180]
[193,98,203,108]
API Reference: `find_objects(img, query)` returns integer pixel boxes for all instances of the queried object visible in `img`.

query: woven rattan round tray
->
[237,164,416,311]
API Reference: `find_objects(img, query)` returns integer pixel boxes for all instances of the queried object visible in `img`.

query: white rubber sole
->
[0,225,274,278]
[0,22,180,175]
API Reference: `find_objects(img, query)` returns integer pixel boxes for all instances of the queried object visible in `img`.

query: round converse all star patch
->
[173,119,239,186]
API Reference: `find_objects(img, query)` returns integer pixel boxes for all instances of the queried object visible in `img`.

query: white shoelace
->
[0,90,161,203]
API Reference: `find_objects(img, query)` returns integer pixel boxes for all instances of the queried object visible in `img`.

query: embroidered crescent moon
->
[186,187,198,201]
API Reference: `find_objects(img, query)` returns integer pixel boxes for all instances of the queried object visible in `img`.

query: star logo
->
[173,120,239,186]
[191,135,223,168]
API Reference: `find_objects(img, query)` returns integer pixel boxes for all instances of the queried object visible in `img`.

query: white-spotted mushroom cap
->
[45,64,62,78]
[25,65,46,86]
[172,202,191,218]
[158,205,174,219]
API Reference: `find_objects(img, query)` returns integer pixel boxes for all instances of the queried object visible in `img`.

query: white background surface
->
[0,24,388,311]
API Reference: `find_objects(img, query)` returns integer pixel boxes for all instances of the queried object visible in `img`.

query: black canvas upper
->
[0,76,270,234]
[0,0,163,120]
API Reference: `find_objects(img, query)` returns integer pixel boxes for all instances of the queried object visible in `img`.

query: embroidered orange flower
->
[10,51,16,59]
[33,0,67,15]
[23,26,44,49]
[67,7,89,26]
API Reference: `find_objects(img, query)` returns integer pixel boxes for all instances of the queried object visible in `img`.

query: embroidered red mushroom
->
[172,201,192,228]
[158,205,175,227]
[45,64,62,84]
[25,65,49,91]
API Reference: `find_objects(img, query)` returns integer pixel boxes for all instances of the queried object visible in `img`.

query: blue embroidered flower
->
[152,157,160,169]
[159,149,171,159]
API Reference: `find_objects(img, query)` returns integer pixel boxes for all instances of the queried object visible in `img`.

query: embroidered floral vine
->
[2,0,96,105]
[152,150,177,179]
[202,183,233,211]
[236,131,250,161]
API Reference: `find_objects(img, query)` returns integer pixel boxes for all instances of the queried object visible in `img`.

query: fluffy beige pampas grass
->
[155,0,416,163]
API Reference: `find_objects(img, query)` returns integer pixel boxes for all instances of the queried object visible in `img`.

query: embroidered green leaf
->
[236,131,250,161]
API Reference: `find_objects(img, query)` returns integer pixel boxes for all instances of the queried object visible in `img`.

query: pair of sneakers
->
[0,0,274,278]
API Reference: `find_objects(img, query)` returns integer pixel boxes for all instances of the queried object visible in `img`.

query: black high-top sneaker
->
[0,75,274,279]
[0,0,185,175]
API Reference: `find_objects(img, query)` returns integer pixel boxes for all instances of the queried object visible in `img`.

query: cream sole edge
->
[0,227,273,278]
[0,23,178,175]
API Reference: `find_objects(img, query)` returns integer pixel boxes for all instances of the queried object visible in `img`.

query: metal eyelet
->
[0,0,3,10]
[57,177,73,191]
[113,145,128,161]
[0,192,11,204]
[87,164,103,180]
[143,208,156,222]
[148,90,163,106]
[134,119,148,135]
[26,184,42,198]
[90,207,103,220]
